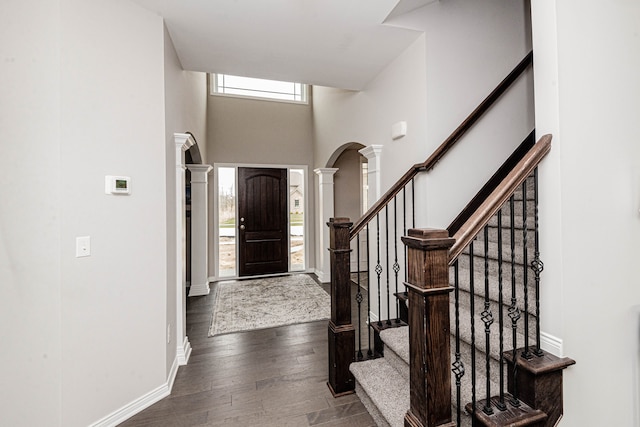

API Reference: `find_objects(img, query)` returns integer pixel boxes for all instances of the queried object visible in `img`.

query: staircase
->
[350,177,543,427]
[326,52,575,427]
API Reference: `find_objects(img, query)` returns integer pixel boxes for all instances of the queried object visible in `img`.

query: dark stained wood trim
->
[327,217,356,396]
[448,134,552,265]
[350,51,533,239]
[401,228,455,427]
[504,349,576,427]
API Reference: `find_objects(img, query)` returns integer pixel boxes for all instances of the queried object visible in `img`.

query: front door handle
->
[240,224,245,230]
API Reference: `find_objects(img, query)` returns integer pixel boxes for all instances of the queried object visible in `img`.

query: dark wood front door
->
[238,167,288,276]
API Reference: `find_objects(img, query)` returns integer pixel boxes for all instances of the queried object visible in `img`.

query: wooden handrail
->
[448,134,552,264]
[350,51,533,239]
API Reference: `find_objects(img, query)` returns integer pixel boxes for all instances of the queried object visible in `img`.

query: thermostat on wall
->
[105,176,131,195]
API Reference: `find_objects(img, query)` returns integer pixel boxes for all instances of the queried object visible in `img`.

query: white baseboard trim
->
[176,336,192,366]
[314,269,329,283]
[90,354,181,427]
[188,281,210,296]
[167,355,179,393]
[540,331,563,357]
[369,311,379,323]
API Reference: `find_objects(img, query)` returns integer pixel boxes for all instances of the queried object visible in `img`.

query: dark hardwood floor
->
[118,279,375,426]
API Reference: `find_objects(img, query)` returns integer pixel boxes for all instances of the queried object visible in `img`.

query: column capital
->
[174,132,196,151]
[358,144,383,160]
[187,164,213,183]
[314,167,339,184]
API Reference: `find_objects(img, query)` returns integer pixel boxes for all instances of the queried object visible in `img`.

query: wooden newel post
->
[327,217,355,397]
[402,229,456,427]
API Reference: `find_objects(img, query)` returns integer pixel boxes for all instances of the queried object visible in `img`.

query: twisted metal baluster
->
[496,209,507,411]
[531,169,545,357]
[508,195,521,407]
[470,242,477,414]
[385,205,391,326]
[375,215,383,327]
[366,224,373,357]
[452,260,465,427]
[482,227,494,415]
[393,197,400,324]
[356,233,363,361]
[521,180,532,360]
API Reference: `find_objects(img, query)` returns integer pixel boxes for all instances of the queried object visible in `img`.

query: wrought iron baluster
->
[508,195,521,407]
[470,241,477,413]
[376,214,383,327]
[496,208,507,410]
[366,224,372,357]
[452,260,465,427]
[403,187,408,286]
[393,197,400,323]
[531,168,544,357]
[385,205,391,325]
[411,177,415,228]
[521,180,532,360]
[356,233,363,361]
[482,227,494,415]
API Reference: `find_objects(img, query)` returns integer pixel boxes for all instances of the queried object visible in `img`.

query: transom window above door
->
[210,74,308,104]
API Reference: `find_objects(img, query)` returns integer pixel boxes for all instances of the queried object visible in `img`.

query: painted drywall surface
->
[314,0,533,230]
[206,94,315,275]
[0,1,63,425]
[59,1,167,425]
[333,149,364,221]
[163,24,207,377]
[392,0,534,228]
[533,1,640,425]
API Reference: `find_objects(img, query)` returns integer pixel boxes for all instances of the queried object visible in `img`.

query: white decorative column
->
[314,168,338,283]
[358,145,383,207]
[174,133,194,365]
[187,164,213,296]
[358,145,384,321]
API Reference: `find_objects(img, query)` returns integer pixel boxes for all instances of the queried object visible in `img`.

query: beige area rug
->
[208,274,330,336]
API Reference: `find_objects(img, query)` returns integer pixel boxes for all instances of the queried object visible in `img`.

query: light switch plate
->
[76,236,91,257]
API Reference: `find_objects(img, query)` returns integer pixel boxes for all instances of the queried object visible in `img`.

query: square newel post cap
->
[401,228,455,250]
[327,217,353,228]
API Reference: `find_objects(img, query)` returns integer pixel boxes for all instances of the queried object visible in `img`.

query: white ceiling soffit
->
[384,0,438,21]
[132,0,424,90]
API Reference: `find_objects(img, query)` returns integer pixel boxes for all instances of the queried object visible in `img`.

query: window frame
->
[209,73,309,105]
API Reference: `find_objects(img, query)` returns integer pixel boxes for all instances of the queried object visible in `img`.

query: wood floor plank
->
[118,275,375,426]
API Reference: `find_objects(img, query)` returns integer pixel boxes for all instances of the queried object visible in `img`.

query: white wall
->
[163,24,207,376]
[389,0,534,228]
[0,1,63,425]
[206,93,315,276]
[59,1,168,425]
[532,1,640,425]
[314,0,533,229]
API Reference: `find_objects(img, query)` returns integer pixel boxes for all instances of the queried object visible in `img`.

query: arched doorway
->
[327,142,368,274]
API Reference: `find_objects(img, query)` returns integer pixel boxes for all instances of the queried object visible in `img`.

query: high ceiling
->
[131,0,434,90]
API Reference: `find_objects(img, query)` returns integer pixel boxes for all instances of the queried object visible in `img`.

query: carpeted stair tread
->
[380,327,410,380]
[350,358,409,427]
[372,325,504,424]
[461,239,534,265]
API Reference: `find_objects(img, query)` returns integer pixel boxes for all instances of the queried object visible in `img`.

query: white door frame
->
[210,162,311,282]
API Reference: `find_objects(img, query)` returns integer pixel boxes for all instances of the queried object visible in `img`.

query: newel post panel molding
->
[187,164,213,297]
[174,133,195,364]
[314,168,338,283]
[402,229,456,427]
[327,217,355,397]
